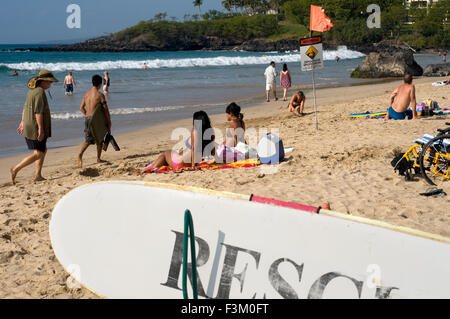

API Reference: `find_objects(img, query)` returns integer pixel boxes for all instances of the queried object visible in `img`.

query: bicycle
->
[419,122,450,185]
[395,123,450,184]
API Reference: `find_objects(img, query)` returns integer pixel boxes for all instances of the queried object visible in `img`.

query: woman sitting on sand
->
[143,111,215,172]
[224,102,246,148]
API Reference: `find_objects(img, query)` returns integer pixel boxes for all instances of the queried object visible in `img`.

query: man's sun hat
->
[27,69,59,89]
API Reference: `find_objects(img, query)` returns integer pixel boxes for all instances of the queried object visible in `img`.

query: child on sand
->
[288,91,306,116]
[143,111,215,172]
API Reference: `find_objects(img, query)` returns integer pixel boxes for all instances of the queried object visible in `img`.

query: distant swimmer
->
[386,74,417,120]
[335,56,340,63]
[63,71,76,96]
[143,63,148,69]
[12,70,18,76]
[103,71,110,94]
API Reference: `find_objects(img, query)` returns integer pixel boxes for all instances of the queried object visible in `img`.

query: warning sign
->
[305,46,318,59]
[300,36,323,71]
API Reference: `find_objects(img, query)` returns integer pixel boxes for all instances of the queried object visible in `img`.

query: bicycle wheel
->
[419,134,450,185]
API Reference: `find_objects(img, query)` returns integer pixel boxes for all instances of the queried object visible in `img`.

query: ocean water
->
[0,45,443,157]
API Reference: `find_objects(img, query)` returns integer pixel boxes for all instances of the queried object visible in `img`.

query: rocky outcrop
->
[423,63,450,77]
[351,51,423,78]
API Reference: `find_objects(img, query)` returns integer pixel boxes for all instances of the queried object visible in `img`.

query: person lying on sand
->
[288,91,306,116]
[143,111,216,172]
[386,74,417,120]
[224,102,246,148]
[78,75,112,167]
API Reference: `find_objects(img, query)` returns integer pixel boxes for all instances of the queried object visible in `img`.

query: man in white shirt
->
[264,61,278,102]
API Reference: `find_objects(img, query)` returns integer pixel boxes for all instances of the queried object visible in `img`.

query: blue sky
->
[0,0,223,44]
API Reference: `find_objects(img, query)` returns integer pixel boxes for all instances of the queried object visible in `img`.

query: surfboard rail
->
[140,181,449,243]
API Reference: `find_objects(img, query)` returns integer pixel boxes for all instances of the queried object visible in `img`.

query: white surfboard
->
[50,181,450,299]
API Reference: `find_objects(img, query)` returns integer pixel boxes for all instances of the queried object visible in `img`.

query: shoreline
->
[0,77,441,187]
[0,76,442,186]
[0,76,398,160]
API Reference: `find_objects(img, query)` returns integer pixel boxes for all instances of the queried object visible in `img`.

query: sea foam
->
[51,105,185,120]
[2,48,365,72]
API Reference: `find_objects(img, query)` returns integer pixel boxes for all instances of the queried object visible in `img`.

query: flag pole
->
[312,67,318,130]
[309,29,319,130]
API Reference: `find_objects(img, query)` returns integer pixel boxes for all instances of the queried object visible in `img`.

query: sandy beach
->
[0,77,449,298]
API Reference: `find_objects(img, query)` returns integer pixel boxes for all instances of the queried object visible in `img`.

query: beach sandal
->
[419,187,447,197]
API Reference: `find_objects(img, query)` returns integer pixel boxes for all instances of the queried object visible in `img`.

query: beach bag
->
[391,154,414,181]
[257,133,285,164]
[216,145,244,163]
[235,142,258,159]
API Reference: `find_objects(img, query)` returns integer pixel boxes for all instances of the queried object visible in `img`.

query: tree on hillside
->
[222,0,233,14]
[193,0,203,17]
[153,12,168,22]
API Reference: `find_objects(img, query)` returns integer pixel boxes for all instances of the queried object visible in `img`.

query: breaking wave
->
[51,105,185,120]
[2,48,365,72]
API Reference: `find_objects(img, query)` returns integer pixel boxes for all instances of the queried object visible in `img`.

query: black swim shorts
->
[84,117,96,145]
[66,84,73,93]
[25,137,47,153]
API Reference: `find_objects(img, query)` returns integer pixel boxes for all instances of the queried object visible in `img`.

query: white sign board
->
[300,36,324,71]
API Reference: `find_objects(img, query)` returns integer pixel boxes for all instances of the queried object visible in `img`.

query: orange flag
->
[310,5,334,32]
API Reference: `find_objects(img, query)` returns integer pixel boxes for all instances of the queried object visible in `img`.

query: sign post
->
[300,36,323,130]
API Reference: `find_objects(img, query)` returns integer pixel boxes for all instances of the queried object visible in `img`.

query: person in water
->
[12,70,18,76]
[103,72,110,93]
[10,70,58,184]
[224,102,245,148]
[143,111,215,172]
[386,74,417,120]
[288,91,306,116]
[63,71,76,96]
[77,75,112,167]
[280,64,292,102]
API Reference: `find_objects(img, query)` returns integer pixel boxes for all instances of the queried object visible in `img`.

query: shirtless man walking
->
[77,74,112,167]
[386,74,417,120]
[63,72,76,96]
